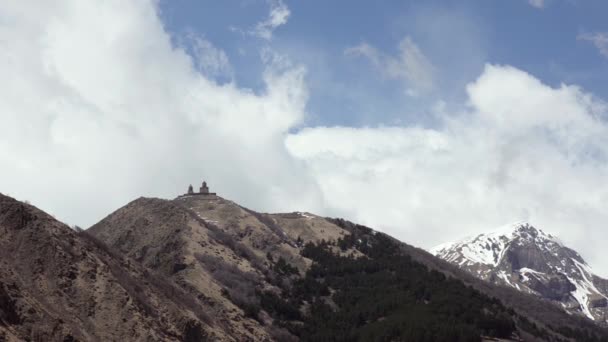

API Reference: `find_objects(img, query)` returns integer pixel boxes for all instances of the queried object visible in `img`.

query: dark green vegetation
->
[295,242,514,341]
[251,219,608,342]
[280,221,515,342]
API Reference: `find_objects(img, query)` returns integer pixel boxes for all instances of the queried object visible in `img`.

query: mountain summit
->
[431,222,608,322]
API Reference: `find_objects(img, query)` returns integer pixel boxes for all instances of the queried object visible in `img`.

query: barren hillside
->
[0,193,213,342]
[89,193,608,342]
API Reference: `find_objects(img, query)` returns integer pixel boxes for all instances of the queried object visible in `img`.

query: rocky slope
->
[88,194,352,341]
[431,222,608,323]
[89,193,608,341]
[0,193,213,342]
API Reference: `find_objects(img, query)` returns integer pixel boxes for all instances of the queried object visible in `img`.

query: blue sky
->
[159,0,608,128]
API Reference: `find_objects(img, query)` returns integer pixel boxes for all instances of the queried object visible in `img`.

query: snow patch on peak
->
[428,240,457,255]
[430,232,509,267]
[491,221,530,235]
[519,267,545,283]
[490,221,560,244]
[430,222,561,267]
[567,274,600,321]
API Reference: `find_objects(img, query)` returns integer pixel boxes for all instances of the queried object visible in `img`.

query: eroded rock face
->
[431,222,608,323]
[0,282,21,326]
[589,295,608,309]
[523,273,575,301]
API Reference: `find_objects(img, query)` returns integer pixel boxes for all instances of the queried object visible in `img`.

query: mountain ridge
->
[89,194,608,341]
[431,222,608,323]
[2,191,608,341]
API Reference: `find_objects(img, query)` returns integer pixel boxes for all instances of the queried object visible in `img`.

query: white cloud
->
[287,64,608,276]
[251,0,290,41]
[528,0,545,9]
[0,0,322,226]
[578,32,608,58]
[346,36,435,96]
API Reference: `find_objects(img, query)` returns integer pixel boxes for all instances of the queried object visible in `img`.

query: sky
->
[1,1,608,274]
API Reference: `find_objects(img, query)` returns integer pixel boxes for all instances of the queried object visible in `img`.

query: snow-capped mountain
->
[431,222,608,323]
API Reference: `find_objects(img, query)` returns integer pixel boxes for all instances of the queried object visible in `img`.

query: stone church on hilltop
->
[186,181,216,196]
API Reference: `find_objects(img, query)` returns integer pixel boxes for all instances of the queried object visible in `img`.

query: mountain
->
[88,192,608,341]
[87,194,343,341]
[0,193,213,342]
[3,189,608,341]
[431,222,608,323]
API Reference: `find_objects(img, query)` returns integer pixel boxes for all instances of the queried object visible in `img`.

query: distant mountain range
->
[2,191,608,341]
[431,222,608,323]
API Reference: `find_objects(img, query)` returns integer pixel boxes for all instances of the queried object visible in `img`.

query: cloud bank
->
[287,65,608,275]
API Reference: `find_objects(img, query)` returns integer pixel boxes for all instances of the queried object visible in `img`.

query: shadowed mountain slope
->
[0,193,214,342]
